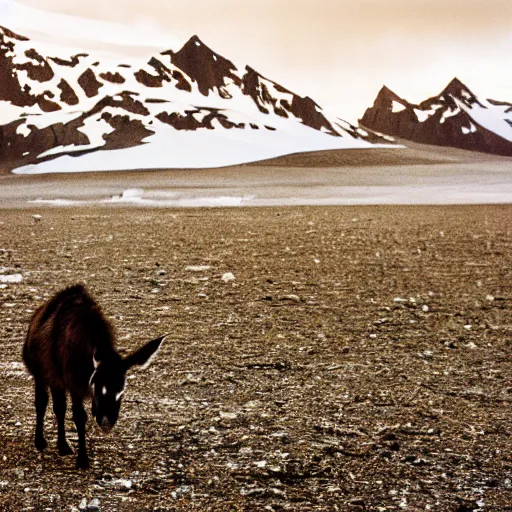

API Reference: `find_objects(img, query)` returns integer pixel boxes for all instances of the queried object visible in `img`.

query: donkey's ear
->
[123,335,166,371]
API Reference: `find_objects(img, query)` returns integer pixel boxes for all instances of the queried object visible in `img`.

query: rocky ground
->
[0,204,511,511]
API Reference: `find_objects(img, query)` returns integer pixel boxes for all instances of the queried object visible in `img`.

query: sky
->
[1,0,511,123]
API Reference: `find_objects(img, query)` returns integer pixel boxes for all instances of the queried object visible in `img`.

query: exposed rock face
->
[57,79,79,106]
[77,68,104,98]
[0,26,60,112]
[0,24,391,173]
[99,72,126,84]
[360,78,512,156]
[164,36,241,97]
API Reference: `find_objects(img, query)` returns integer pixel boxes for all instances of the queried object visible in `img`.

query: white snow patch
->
[16,123,32,137]
[29,199,80,206]
[77,117,116,148]
[110,188,145,203]
[368,130,396,142]
[440,106,460,124]
[13,123,394,175]
[392,101,406,113]
[461,123,477,135]
[0,101,28,124]
[458,98,512,142]
[414,109,435,123]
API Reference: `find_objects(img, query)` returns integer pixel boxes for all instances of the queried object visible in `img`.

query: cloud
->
[4,0,181,55]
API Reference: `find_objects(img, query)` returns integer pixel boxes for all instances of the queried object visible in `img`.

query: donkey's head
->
[89,335,165,433]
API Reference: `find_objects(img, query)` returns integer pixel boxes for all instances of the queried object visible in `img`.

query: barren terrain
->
[0,205,511,511]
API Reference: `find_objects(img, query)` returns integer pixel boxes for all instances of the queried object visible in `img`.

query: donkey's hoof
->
[58,441,73,456]
[76,453,90,470]
[35,436,47,452]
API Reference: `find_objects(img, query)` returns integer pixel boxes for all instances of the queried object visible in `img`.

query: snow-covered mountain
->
[0,25,391,174]
[360,78,512,156]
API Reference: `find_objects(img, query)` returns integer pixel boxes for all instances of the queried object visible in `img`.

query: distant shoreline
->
[1,144,512,209]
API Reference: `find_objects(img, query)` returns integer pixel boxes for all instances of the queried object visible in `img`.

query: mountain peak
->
[164,33,239,96]
[175,34,217,57]
[441,77,475,99]
[373,85,406,108]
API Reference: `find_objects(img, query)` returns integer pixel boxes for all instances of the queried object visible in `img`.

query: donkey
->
[22,284,166,469]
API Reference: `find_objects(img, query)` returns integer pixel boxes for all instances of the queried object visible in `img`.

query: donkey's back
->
[23,284,112,394]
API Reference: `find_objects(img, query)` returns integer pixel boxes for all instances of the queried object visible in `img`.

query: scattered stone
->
[185,265,211,272]
[219,412,238,420]
[221,272,236,283]
[113,479,132,491]
[280,294,300,302]
[88,498,100,510]
[32,215,42,221]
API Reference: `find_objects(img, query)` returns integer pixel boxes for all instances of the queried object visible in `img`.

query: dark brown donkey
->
[23,284,166,469]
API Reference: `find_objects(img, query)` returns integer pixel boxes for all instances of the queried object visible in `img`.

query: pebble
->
[281,294,300,302]
[221,272,235,283]
[186,265,211,272]
[114,479,132,491]
[219,411,237,420]
[88,498,100,510]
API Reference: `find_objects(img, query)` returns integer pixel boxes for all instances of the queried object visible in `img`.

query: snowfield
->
[1,22,395,174]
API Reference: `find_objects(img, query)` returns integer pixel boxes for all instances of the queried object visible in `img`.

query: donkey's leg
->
[51,388,73,455]
[71,394,89,469]
[34,379,48,451]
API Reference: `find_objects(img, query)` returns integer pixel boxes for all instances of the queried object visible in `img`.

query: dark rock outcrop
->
[164,36,241,96]
[360,78,512,156]
[77,68,103,98]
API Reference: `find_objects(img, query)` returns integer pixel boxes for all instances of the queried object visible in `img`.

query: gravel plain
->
[0,204,511,511]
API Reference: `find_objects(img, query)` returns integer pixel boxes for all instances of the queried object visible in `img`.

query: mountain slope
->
[360,78,512,156]
[0,25,392,174]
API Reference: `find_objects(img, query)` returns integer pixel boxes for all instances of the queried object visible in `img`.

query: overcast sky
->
[2,0,512,123]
